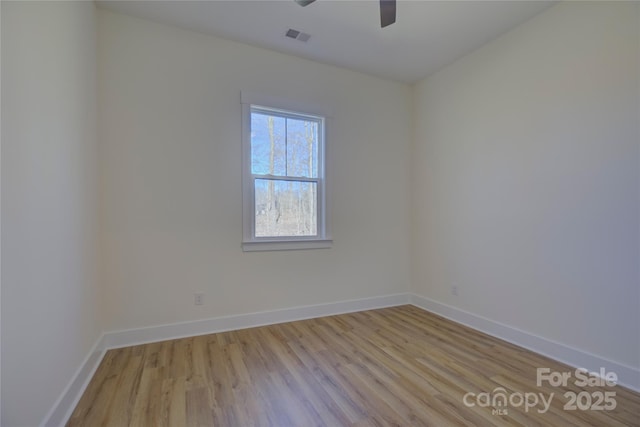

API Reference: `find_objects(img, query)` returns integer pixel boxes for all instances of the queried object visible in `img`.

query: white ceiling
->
[96,0,555,84]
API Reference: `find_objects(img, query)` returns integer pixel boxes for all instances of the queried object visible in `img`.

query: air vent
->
[285,28,311,42]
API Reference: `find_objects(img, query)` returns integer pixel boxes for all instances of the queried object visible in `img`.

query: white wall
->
[1,2,99,426]
[98,10,412,331]
[412,1,639,370]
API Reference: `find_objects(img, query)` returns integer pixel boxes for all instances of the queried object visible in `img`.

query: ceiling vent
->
[285,28,311,42]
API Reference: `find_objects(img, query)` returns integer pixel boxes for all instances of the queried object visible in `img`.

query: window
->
[241,92,331,251]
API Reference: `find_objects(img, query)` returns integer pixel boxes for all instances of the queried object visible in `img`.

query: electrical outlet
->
[451,285,459,296]
[194,293,204,306]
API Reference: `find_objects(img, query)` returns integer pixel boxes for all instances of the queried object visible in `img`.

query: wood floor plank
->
[68,306,640,426]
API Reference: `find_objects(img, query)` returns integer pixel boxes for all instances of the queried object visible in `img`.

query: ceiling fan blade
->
[295,0,316,6]
[380,0,396,28]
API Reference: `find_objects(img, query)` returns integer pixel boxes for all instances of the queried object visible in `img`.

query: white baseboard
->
[40,337,106,427]
[42,293,409,427]
[409,293,640,392]
[43,291,639,427]
[102,293,410,349]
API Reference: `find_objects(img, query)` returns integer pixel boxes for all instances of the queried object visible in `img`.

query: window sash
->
[250,106,323,179]
[250,176,323,240]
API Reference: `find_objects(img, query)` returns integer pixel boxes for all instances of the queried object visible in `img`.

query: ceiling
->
[96,0,555,84]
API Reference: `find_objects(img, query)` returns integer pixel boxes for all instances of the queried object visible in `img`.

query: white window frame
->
[241,91,332,252]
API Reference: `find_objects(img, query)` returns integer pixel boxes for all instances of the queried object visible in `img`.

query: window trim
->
[241,91,332,252]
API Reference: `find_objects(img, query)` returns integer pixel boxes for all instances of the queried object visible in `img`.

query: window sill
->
[242,239,333,252]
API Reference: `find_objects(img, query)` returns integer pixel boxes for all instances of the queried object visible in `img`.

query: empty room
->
[1,0,639,426]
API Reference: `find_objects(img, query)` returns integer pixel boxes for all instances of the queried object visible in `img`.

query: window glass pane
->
[251,112,286,176]
[255,179,317,237]
[286,118,318,178]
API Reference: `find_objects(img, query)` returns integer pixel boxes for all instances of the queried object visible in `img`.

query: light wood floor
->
[68,305,640,426]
